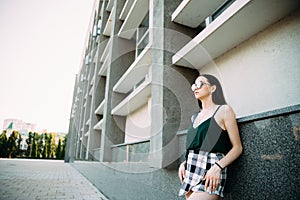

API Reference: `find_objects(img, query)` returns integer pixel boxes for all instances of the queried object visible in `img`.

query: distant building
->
[3,119,36,138]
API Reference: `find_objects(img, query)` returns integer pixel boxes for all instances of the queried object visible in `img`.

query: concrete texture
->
[72,106,300,200]
[0,159,108,200]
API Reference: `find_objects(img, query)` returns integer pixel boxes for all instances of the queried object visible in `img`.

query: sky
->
[0,0,95,133]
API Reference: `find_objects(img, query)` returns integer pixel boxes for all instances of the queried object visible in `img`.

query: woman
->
[178,74,243,200]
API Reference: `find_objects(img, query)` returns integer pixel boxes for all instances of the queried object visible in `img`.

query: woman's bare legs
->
[187,192,219,200]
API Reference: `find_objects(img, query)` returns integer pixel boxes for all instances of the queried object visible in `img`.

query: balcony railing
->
[172,0,299,69]
[112,76,151,116]
[113,45,151,93]
[111,140,150,162]
[172,0,226,28]
[118,0,149,39]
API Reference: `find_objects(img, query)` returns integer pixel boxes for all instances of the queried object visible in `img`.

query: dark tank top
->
[185,105,232,158]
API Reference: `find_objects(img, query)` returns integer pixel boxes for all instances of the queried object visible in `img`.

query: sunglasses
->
[191,81,210,91]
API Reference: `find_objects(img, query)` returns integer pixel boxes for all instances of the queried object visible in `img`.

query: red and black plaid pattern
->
[179,150,227,197]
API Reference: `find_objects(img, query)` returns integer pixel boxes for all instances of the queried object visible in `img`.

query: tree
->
[1,130,66,160]
[42,133,48,158]
[61,134,67,159]
[17,133,22,157]
[37,134,44,158]
[49,133,56,158]
[45,133,52,158]
[7,130,19,158]
[0,130,8,158]
[56,136,62,159]
[26,132,34,157]
[31,132,38,158]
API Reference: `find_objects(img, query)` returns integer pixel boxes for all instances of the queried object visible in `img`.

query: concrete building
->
[66,0,300,199]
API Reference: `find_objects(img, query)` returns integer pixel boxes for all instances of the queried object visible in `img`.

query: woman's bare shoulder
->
[219,105,236,119]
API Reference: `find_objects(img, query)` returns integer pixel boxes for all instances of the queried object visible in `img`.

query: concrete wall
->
[125,102,151,143]
[72,106,300,200]
[224,106,300,200]
[201,10,300,118]
[68,1,300,200]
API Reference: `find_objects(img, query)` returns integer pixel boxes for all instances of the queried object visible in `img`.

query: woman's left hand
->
[202,165,221,192]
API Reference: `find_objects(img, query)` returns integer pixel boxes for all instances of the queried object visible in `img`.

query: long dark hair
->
[198,74,227,109]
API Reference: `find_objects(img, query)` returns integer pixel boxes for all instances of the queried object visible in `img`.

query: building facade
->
[66,0,300,199]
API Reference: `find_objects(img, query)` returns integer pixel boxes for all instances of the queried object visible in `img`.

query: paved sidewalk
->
[0,159,108,200]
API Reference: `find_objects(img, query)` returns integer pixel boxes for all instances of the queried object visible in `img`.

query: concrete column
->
[65,76,79,163]
[149,0,164,168]
[149,0,199,168]
[100,0,135,162]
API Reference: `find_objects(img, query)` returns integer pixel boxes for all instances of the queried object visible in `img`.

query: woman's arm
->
[204,105,243,191]
[218,105,243,168]
[178,161,186,183]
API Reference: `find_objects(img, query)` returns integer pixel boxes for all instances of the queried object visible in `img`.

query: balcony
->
[95,100,105,115]
[99,56,109,76]
[103,7,114,36]
[106,0,114,11]
[99,0,105,17]
[136,28,149,58]
[119,0,135,20]
[172,0,300,69]
[112,78,151,116]
[99,39,111,76]
[118,0,149,39]
[84,131,90,137]
[111,140,150,162]
[90,75,95,85]
[92,45,99,63]
[113,45,151,93]
[172,0,226,28]
[93,119,103,130]
[88,85,93,96]
[100,39,111,63]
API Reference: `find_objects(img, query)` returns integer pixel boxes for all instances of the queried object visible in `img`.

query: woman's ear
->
[210,85,216,94]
